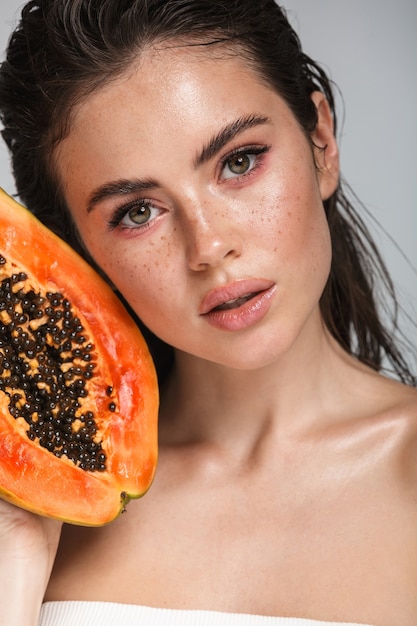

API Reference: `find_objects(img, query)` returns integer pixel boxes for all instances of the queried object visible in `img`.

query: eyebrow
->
[86,113,271,213]
[86,178,158,213]
[193,114,271,168]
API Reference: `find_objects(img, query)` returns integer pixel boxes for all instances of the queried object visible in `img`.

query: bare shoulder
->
[378,374,417,424]
[373,374,417,490]
[348,359,417,426]
[369,370,417,439]
[330,360,417,488]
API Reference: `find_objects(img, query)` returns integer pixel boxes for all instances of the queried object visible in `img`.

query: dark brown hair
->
[0,0,415,384]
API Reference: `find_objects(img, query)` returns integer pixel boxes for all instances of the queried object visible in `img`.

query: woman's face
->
[54,45,339,370]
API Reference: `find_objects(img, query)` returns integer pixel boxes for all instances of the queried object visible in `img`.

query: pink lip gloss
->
[200,281,276,331]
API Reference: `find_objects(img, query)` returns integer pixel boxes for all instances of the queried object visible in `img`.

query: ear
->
[310,91,339,201]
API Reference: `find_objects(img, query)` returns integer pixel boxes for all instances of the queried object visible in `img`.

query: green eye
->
[226,153,252,175]
[128,203,152,224]
[108,199,163,231]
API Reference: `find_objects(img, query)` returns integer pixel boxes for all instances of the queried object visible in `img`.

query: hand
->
[0,497,62,626]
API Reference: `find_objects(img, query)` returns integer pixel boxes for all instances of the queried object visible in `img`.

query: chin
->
[202,341,292,372]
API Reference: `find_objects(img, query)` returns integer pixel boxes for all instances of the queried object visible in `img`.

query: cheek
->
[85,234,180,322]
[254,168,331,263]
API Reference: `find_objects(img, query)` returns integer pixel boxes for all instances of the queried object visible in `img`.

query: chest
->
[47,450,417,624]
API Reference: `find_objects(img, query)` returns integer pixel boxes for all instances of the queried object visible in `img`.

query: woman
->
[0,1,416,624]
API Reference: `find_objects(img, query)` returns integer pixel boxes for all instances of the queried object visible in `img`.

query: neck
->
[158,320,365,458]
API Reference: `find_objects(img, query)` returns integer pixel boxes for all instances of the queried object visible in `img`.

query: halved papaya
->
[0,188,158,526]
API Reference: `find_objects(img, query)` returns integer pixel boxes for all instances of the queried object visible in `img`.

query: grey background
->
[0,1,416,360]
[284,1,417,358]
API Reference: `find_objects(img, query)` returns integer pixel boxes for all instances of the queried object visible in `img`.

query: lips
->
[199,279,275,316]
[199,280,276,332]
[212,292,259,311]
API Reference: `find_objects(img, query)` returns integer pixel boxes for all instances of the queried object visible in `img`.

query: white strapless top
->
[39,601,373,625]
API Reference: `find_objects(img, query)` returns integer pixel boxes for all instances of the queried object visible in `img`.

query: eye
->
[220,146,270,181]
[222,152,256,179]
[108,199,162,231]
[124,202,153,225]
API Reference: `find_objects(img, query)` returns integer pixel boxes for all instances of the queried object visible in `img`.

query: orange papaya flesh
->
[0,188,158,526]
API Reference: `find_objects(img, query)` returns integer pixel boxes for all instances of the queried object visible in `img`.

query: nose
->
[181,203,243,272]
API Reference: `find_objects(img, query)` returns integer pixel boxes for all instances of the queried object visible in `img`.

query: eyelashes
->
[107,200,161,231]
[220,145,270,181]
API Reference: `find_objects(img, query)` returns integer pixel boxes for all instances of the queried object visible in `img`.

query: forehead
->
[53,43,296,200]
[66,43,280,137]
